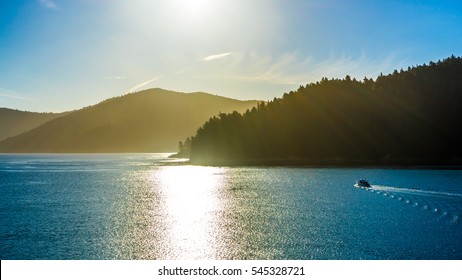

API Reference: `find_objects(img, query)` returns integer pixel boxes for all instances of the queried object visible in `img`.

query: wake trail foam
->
[371,185,462,199]
[363,185,462,225]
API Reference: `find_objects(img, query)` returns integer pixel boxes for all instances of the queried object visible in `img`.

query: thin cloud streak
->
[0,88,38,102]
[106,76,127,80]
[127,77,159,93]
[217,51,407,86]
[202,52,233,61]
[38,0,57,10]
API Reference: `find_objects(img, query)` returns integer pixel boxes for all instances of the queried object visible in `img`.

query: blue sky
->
[1,0,462,112]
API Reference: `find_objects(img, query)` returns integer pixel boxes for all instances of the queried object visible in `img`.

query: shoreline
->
[2,152,462,169]
[180,155,462,169]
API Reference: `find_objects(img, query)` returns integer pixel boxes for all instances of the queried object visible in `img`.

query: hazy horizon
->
[1,0,462,112]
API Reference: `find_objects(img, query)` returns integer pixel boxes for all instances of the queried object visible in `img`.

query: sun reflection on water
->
[157,165,226,259]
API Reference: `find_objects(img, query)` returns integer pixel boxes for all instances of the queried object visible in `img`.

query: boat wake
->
[371,185,462,199]
[360,184,462,225]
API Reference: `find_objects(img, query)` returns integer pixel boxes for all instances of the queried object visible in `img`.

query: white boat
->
[355,179,371,188]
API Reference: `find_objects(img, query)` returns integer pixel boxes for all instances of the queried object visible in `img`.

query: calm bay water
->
[0,154,461,259]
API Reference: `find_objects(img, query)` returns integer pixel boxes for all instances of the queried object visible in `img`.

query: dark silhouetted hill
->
[187,55,462,166]
[0,88,259,152]
[0,108,69,141]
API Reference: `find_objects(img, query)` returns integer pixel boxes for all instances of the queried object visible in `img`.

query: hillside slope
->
[188,56,462,165]
[0,109,69,141]
[0,88,259,152]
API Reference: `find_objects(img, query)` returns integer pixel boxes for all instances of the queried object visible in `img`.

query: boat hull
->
[355,179,371,188]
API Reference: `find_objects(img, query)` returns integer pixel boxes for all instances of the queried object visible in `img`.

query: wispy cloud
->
[0,88,38,102]
[127,77,159,93]
[38,0,57,10]
[195,51,314,86]
[106,76,127,80]
[202,52,233,61]
[214,51,407,86]
[242,52,313,85]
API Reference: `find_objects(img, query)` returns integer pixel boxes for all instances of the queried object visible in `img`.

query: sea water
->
[0,154,461,259]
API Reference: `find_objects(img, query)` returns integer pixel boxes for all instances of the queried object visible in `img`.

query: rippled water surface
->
[0,154,461,259]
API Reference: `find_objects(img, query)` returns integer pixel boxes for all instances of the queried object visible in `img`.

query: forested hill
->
[0,89,259,153]
[0,108,69,141]
[187,56,462,166]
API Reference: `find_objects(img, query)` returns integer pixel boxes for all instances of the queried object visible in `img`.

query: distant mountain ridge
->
[0,88,259,152]
[0,108,69,142]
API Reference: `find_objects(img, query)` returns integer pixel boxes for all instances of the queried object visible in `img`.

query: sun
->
[182,0,209,16]
[174,0,215,20]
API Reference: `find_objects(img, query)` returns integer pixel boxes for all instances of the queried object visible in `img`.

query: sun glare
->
[182,0,207,15]
[174,0,215,20]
